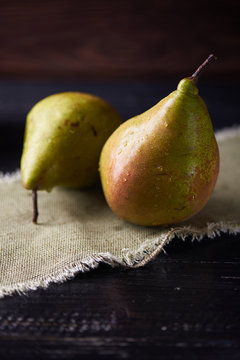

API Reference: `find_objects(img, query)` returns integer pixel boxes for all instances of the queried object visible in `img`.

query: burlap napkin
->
[0,127,240,298]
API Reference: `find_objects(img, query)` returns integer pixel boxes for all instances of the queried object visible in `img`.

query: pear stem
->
[32,189,38,224]
[190,54,217,84]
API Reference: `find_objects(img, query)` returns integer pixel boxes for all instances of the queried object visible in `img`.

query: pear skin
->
[21,92,122,222]
[21,92,121,191]
[99,56,219,226]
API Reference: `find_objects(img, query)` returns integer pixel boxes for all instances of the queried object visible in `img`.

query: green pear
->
[99,55,219,226]
[21,92,122,223]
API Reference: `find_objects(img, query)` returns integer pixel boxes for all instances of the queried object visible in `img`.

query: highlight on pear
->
[99,55,219,226]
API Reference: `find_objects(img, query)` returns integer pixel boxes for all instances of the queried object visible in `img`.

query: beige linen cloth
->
[0,127,240,298]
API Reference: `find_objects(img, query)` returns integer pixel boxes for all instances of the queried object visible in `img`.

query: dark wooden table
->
[0,81,239,360]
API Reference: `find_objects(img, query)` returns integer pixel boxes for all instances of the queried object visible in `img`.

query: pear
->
[21,92,122,223]
[99,55,219,226]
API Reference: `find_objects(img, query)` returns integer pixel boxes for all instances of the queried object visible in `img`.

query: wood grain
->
[0,235,239,359]
[0,0,239,80]
[0,80,239,359]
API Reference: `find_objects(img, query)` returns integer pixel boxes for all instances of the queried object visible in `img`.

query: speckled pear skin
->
[99,78,219,226]
[21,92,122,191]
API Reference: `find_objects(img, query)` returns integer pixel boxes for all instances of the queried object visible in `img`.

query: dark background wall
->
[0,0,239,172]
[0,0,239,81]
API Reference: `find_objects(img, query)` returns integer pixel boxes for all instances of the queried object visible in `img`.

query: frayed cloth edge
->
[0,126,239,297]
[0,221,239,299]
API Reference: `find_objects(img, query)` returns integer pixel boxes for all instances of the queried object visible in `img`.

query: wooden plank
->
[0,0,239,80]
[0,235,239,359]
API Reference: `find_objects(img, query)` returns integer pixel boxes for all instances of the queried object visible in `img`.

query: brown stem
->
[190,54,217,84]
[32,189,38,224]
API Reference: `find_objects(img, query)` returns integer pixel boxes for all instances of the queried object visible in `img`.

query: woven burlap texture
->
[0,127,240,298]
